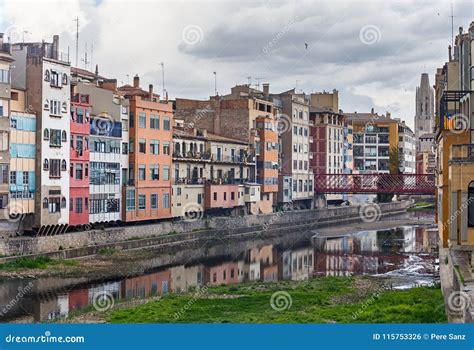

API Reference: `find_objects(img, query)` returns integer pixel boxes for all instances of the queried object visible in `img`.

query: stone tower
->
[414,73,435,148]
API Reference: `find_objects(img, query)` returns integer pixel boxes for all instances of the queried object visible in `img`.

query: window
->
[49,159,61,178]
[150,114,160,129]
[61,102,67,113]
[76,135,83,151]
[139,139,146,153]
[61,159,67,171]
[213,192,217,201]
[138,165,146,181]
[163,141,170,155]
[9,171,16,185]
[150,140,160,155]
[150,164,159,180]
[138,194,146,210]
[469,182,474,227]
[75,163,83,179]
[139,112,146,128]
[50,100,61,115]
[151,194,158,209]
[129,112,134,128]
[122,142,128,155]
[231,192,235,200]
[50,70,60,87]
[62,130,67,142]
[163,166,169,181]
[163,193,170,208]
[43,159,49,170]
[126,188,136,211]
[62,73,68,85]
[48,197,61,213]
[129,139,134,153]
[163,116,170,130]
[44,70,50,82]
[75,198,83,213]
[75,108,84,123]
[44,99,50,110]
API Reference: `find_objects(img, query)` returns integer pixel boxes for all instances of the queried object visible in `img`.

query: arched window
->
[44,70,50,82]
[43,198,48,209]
[43,159,49,170]
[61,130,67,142]
[62,73,68,85]
[469,182,474,227]
[61,197,66,209]
[61,160,67,171]
[61,102,67,113]
[44,99,49,110]
[43,129,50,140]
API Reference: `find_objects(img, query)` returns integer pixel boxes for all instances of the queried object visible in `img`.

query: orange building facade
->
[120,77,173,222]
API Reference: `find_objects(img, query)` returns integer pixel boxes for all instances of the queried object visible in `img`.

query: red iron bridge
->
[314,174,436,195]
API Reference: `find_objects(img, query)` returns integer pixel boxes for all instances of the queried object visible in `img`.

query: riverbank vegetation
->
[107,277,446,324]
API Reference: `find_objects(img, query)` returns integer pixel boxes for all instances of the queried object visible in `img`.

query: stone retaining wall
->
[0,201,411,257]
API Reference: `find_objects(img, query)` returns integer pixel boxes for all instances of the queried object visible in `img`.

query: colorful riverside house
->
[119,76,173,222]
[255,115,279,213]
[172,123,259,218]
[72,69,129,225]
[11,35,71,234]
[0,33,14,227]
[175,83,278,213]
[9,106,36,223]
[69,93,91,227]
[434,23,474,249]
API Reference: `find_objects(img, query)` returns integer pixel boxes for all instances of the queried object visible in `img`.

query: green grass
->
[0,256,54,270]
[98,247,117,255]
[108,277,446,324]
[0,256,77,271]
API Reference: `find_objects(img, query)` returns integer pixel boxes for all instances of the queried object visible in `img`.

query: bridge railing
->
[314,173,436,194]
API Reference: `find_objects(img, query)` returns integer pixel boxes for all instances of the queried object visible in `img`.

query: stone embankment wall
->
[0,201,411,258]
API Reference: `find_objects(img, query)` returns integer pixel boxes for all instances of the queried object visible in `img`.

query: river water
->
[0,213,438,323]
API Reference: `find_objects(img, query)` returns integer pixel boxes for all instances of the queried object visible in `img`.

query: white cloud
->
[2,0,473,130]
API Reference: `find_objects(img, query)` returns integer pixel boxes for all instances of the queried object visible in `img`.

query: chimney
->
[448,45,452,61]
[52,35,59,60]
[148,84,153,99]
[133,75,140,88]
[95,64,99,76]
[263,83,269,100]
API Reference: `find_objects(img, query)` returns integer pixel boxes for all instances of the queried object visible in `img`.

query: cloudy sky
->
[1,0,473,128]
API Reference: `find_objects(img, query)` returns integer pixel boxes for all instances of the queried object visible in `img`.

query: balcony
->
[173,151,211,161]
[72,94,90,105]
[174,177,251,185]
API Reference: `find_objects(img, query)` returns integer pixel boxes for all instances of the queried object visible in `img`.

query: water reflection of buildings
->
[1,227,437,322]
[313,227,437,277]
